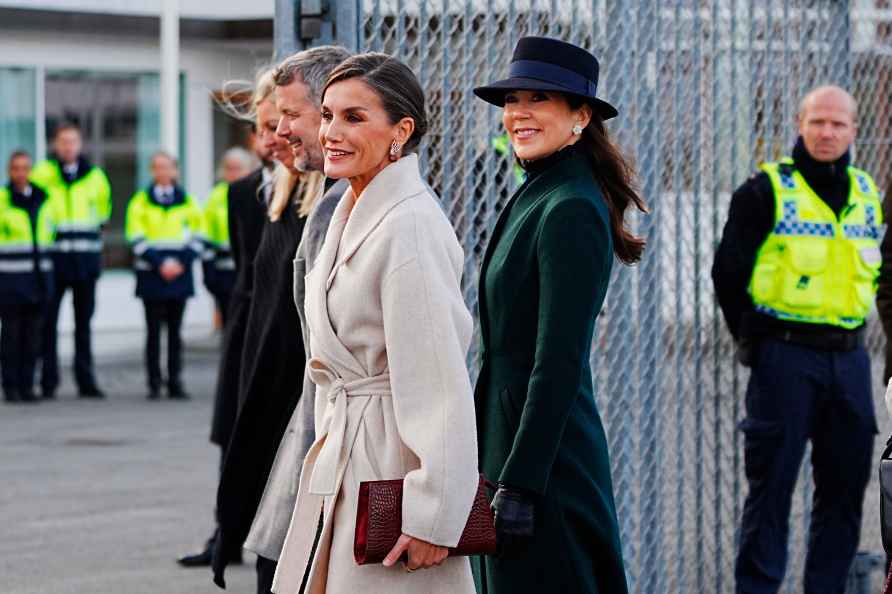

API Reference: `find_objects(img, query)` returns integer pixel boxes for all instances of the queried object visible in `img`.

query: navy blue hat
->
[474,36,618,120]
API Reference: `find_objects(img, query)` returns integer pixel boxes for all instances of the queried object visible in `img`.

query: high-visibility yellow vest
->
[125,186,205,299]
[125,187,204,265]
[29,159,111,254]
[203,182,234,271]
[748,159,883,329]
[0,184,62,305]
[0,185,58,273]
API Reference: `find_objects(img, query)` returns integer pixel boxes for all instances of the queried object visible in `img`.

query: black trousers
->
[1,304,44,397]
[735,339,876,594]
[41,277,98,393]
[256,555,276,594]
[142,299,187,391]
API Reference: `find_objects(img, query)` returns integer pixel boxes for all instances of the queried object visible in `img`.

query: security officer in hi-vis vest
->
[125,151,204,401]
[0,151,61,403]
[31,123,112,399]
[713,86,880,594]
[201,148,252,325]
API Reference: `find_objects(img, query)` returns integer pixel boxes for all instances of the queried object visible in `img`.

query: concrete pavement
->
[0,348,259,594]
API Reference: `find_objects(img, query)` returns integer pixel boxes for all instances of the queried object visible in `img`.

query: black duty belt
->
[768,328,862,352]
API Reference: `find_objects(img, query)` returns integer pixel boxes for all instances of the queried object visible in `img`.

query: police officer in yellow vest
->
[30,123,112,399]
[713,86,880,594]
[201,148,253,324]
[126,151,204,400]
[0,151,61,403]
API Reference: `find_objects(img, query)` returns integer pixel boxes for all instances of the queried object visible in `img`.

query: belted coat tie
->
[272,155,479,594]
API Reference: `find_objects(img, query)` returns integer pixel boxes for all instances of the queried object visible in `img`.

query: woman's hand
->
[491,483,535,558]
[382,534,448,571]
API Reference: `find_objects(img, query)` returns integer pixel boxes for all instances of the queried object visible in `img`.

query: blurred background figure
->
[202,146,255,328]
[0,150,58,404]
[125,151,203,401]
[31,123,111,400]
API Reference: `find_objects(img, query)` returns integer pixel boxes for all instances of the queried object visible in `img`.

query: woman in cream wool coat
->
[272,54,479,594]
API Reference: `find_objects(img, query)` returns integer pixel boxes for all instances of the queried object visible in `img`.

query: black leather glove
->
[211,532,230,589]
[491,483,535,558]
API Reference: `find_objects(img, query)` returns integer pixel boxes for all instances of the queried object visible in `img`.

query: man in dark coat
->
[177,139,270,567]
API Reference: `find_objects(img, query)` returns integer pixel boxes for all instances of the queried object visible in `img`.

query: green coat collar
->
[478,149,594,346]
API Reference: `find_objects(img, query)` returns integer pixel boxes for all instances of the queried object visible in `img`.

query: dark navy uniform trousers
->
[736,338,877,594]
[41,277,98,393]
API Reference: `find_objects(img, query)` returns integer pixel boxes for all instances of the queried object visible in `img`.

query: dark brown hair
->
[321,53,428,152]
[8,149,31,165]
[567,95,647,265]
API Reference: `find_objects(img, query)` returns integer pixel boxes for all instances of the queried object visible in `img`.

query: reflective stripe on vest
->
[0,187,58,252]
[204,182,230,247]
[0,258,53,273]
[125,189,204,270]
[748,159,883,329]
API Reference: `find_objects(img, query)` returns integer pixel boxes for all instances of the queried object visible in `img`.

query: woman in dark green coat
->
[472,36,647,594]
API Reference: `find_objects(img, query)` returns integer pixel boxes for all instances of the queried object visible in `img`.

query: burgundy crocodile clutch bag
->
[354,474,497,565]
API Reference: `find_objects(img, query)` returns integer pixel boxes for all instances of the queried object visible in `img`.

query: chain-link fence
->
[303,1,892,592]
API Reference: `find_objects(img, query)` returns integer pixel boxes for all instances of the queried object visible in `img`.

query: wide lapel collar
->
[328,154,426,276]
[305,193,366,379]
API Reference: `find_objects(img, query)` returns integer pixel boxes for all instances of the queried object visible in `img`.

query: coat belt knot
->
[306,357,392,496]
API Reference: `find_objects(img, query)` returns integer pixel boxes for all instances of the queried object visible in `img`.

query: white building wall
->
[0,0,274,19]
[0,29,269,200]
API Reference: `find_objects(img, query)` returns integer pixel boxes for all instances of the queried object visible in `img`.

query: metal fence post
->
[274,0,298,58]
[603,1,639,590]
[636,0,664,592]
[331,0,361,52]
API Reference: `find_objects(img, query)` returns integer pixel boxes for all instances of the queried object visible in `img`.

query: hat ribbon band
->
[509,60,597,97]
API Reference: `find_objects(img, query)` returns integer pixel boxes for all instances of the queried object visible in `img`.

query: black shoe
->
[79,386,106,399]
[178,545,212,567]
[4,389,20,403]
[178,537,242,567]
[42,389,56,400]
[146,388,161,401]
[168,386,191,400]
[19,391,40,404]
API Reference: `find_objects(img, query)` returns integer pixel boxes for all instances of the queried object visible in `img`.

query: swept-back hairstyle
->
[272,45,352,106]
[267,46,351,221]
[565,95,647,265]
[321,52,428,153]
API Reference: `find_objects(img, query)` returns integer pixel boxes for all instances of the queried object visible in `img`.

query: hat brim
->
[473,76,618,120]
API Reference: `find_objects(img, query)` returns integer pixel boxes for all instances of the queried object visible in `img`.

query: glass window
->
[0,67,37,186]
